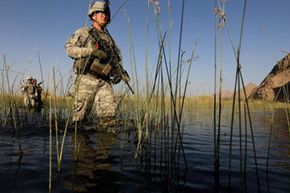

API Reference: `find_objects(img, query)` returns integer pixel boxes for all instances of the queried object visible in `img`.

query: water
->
[0,108,289,193]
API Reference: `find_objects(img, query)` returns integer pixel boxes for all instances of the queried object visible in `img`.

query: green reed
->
[117,0,200,187]
[213,0,263,192]
[48,92,52,192]
[1,54,23,154]
[34,51,74,190]
[49,67,73,167]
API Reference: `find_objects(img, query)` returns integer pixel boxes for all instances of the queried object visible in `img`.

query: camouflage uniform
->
[65,27,120,123]
[21,78,35,107]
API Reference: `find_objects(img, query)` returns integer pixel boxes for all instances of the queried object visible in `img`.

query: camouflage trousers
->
[72,74,117,123]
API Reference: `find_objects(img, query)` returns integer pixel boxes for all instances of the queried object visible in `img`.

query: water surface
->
[0,108,289,193]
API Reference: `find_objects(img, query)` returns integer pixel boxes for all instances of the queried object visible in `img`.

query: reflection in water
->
[262,108,290,171]
[259,108,290,167]
[64,129,120,193]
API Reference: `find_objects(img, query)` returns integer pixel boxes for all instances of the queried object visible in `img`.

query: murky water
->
[0,108,289,193]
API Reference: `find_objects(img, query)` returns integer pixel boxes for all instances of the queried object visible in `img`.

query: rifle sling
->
[89,28,109,52]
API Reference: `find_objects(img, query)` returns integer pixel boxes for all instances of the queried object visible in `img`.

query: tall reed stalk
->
[213,0,261,192]
[2,54,22,154]
[119,1,198,188]
[48,91,52,192]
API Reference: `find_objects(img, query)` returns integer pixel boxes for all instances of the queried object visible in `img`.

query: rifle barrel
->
[124,80,134,94]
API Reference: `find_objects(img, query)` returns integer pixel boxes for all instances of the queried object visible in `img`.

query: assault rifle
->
[38,81,43,86]
[89,28,134,94]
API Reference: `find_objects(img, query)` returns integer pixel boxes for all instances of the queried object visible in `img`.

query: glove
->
[91,49,107,62]
[122,70,130,82]
[110,68,121,84]
[112,74,122,84]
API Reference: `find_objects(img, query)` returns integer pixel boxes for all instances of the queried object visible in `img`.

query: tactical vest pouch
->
[90,60,112,76]
[27,85,35,94]
[73,58,87,73]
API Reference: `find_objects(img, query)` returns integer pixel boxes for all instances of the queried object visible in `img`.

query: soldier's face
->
[92,11,109,27]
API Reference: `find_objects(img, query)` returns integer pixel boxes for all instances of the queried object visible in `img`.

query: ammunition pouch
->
[109,67,121,84]
[73,58,90,73]
[111,74,122,84]
[27,84,35,94]
[90,60,112,76]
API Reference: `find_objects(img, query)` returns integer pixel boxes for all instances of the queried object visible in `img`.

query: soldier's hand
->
[91,49,107,62]
[122,70,130,82]
[112,75,122,84]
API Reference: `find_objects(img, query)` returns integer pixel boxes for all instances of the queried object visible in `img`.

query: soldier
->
[65,0,130,127]
[21,76,43,109]
[32,78,43,108]
[21,75,35,108]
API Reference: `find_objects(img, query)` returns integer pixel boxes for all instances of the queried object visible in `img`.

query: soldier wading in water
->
[65,0,131,128]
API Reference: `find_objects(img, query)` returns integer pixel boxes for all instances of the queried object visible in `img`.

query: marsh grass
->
[112,1,196,185]
[102,3,195,177]
[215,0,263,190]
[120,95,288,122]
[107,0,290,190]
[212,0,288,191]
[1,52,74,192]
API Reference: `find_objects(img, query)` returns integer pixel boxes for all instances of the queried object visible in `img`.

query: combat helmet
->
[88,0,111,21]
[26,75,33,80]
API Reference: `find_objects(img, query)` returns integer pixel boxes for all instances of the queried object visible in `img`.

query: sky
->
[0,0,289,95]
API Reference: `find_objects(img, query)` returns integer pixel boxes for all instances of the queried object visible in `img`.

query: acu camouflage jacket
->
[65,26,122,66]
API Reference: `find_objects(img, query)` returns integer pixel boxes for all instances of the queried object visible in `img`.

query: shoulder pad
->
[74,26,92,36]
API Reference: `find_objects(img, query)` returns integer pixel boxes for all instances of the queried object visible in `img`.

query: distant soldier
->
[21,76,35,108]
[65,0,130,127]
[21,76,43,109]
[32,78,43,108]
